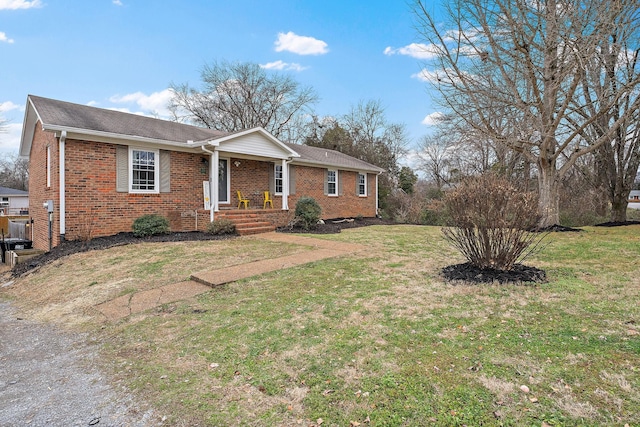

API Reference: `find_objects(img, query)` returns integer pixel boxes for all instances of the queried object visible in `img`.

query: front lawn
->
[5,225,640,426]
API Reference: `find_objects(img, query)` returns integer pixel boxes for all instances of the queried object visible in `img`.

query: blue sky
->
[0,0,440,160]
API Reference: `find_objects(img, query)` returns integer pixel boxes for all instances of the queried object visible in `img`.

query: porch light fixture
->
[234,161,241,167]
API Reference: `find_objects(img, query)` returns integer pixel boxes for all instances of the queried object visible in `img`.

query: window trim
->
[357,172,367,197]
[46,145,51,188]
[274,164,283,195]
[218,157,230,204]
[327,169,338,196]
[129,147,159,194]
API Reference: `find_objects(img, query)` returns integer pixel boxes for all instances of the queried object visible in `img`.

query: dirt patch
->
[441,262,547,284]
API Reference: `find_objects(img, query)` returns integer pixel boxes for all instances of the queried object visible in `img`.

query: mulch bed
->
[11,231,234,277]
[533,224,582,232]
[594,220,640,227]
[277,217,393,234]
[442,262,547,285]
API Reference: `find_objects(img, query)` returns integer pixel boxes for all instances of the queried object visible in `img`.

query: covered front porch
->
[197,128,299,224]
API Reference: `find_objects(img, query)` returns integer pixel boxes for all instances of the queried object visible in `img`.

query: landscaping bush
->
[206,217,237,235]
[294,197,322,230]
[442,173,544,271]
[132,214,170,237]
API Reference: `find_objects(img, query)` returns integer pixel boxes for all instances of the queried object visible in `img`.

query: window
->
[327,169,338,196]
[46,145,51,188]
[274,164,283,194]
[130,148,159,193]
[358,173,367,196]
[0,197,9,207]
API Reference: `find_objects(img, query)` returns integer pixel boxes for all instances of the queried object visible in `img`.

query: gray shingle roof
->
[284,143,385,173]
[29,95,226,143]
[0,186,28,196]
[26,95,384,173]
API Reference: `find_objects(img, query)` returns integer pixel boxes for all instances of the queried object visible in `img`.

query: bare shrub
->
[206,218,237,235]
[386,182,448,225]
[75,210,95,242]
[442,174,545,271]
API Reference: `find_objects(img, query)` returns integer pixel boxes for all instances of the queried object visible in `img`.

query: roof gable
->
[211,128,299,159]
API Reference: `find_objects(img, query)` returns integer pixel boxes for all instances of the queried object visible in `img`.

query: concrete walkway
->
[95,233,365,322]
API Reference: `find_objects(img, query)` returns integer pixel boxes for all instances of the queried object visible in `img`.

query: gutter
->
[42,124,213,150]
[59,131,66,239]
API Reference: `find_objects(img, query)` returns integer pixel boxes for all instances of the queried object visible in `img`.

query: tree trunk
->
[610,193,629,222]
[537,163,561,228]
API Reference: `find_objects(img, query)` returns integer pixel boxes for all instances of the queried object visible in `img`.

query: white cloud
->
[422,112,445,126]
[260,60,308,72]
[109,89,174,118]
[0,0,43,10]
[275,31,328,55]
[0,31,14,44]
[412,68,441,83]
[0,123,24,153]
[384,43,438,60]
[86,100,99,107]
[112,0,123,5]
[0,101,21,113]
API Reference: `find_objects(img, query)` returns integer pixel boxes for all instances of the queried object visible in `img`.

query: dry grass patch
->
[1,238,306,326]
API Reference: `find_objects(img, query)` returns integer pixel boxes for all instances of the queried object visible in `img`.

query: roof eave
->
[18,96,42,158]
[42,124,206,149]
[291,158,385,174]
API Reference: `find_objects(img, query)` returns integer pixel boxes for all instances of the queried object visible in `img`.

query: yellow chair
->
[263,191,273,209]
[237,190,249,209]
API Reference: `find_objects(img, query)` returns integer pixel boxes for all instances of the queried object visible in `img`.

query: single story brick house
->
[19,95,384,250]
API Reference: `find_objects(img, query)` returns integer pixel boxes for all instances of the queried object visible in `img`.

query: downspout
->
[201,146,216,222]
[375,172,380,217]
[59,131,66,240]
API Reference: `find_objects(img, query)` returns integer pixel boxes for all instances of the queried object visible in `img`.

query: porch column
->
[281,159,289,210]
[212,150,220,214]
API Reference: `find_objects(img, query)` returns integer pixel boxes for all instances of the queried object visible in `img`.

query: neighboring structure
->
[0,186,29,216]
[629,190,640,210]
[19,95,384,250]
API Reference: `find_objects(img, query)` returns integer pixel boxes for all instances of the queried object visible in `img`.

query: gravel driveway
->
[0,302,162,427]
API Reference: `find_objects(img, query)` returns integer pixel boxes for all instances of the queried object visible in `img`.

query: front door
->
[218,158,229,203]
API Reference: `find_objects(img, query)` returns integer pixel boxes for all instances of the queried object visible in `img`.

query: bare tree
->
[418,135,452,190]
[305,100,409,215]
[413,0,640,227]
[0,153,29,190]
[169,61,318,143]
[574,15,640,222]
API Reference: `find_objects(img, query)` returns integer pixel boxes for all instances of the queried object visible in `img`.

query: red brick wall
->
[28,126,60,250]
[62,140,210,240]
[225,161,377,219]
[27,133,377,249]
[287,165,377,219]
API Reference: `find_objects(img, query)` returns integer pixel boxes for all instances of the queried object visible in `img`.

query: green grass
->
[37,226,640,425]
